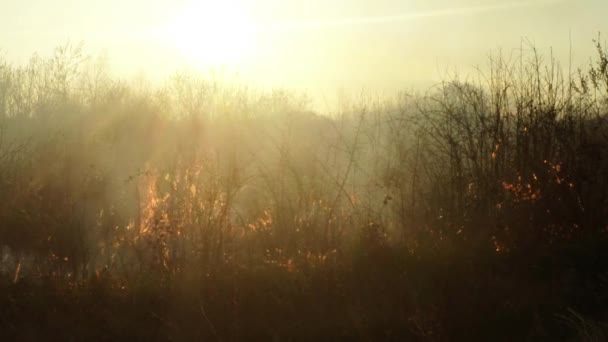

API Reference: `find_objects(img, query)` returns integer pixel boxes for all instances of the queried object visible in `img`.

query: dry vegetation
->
[1,38,608,340]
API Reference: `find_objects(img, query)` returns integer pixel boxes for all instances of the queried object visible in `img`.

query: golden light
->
[162,0,257,66]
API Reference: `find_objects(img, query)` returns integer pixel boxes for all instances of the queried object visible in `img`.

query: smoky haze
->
[1,0,606,106]
[1,1,608,340]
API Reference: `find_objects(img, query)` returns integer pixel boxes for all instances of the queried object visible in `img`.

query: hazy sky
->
[1,0,607,103]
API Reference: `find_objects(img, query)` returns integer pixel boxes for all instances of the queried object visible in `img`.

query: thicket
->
[1,39,608,340]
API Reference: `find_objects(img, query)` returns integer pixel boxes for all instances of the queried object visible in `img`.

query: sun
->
[163,1,256,66]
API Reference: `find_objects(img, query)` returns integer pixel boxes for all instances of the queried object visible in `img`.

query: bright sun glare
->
[163,1,256,66]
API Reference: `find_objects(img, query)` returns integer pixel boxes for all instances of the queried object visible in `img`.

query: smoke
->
[257,0,568,31]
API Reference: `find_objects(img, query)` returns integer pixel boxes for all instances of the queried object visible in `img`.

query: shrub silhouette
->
[0,39,607,340]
